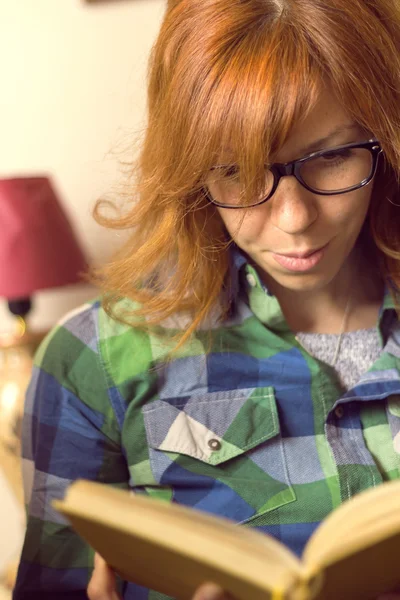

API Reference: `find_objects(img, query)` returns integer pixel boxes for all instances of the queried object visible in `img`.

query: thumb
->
[87,553,122,600]
[192,582,234,600]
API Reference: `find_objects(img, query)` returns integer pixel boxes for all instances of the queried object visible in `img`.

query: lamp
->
[0,176,87,589]
[0,176,87,307]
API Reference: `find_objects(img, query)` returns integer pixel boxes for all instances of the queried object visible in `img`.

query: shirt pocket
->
[141,387,296,525]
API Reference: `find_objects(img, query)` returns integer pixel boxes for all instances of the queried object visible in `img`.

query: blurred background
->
[0,0,165,594]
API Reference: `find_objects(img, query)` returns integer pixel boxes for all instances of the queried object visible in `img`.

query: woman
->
[13,1,400,599]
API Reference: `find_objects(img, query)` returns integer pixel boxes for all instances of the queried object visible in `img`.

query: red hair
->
[93,0,400,343]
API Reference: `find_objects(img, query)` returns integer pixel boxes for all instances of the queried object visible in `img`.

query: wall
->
[0,0,165,578]
[0,0,165,333]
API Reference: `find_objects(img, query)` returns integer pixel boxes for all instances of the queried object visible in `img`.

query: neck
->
[263,246,384,334]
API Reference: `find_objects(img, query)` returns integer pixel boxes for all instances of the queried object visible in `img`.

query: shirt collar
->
[228,244,290,332]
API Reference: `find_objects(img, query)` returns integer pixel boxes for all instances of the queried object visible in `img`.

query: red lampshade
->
[0,176,87,299]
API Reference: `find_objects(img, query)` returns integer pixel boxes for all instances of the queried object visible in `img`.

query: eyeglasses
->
[204,139,382,209]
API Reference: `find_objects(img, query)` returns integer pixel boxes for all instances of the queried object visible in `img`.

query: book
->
[53,478,400,600]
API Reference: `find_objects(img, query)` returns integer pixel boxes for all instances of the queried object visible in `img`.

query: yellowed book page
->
[304,479,400,566]
[310,532,400,600]
[54,480,304,600]
[302,480,400,600]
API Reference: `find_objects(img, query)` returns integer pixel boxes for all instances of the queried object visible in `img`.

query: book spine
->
[285,570,324,600]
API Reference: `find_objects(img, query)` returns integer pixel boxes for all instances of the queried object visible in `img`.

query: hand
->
[87,554,121,600]
[191,583,232,600]
[87,553,233,600]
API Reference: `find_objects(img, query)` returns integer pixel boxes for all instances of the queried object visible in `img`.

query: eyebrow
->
[298,123,362,156]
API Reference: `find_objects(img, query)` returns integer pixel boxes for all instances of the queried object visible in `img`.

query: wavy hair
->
[93,0,400,344]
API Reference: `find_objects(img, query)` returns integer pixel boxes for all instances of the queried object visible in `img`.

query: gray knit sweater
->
[296,328,382,390]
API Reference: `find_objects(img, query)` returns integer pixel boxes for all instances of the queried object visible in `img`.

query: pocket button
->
[208,439,222,451]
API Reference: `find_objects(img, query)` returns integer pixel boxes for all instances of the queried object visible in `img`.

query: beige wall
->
[0,0,165,578]
[0,0,165,333]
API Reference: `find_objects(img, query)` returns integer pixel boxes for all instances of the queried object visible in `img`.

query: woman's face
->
[215,87,376,296]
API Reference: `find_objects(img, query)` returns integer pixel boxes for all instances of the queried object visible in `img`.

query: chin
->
[266,269,338,294]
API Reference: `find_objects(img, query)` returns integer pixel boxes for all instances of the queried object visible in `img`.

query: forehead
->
[275,87,362,161]
[216,88,365,166]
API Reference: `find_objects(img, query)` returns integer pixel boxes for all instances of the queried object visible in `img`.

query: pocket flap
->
[143,387,279,466]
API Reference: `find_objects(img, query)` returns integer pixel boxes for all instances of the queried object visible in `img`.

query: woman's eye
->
[322,149,352,161]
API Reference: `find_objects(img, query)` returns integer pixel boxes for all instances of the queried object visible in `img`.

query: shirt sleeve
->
[13,304,130,600]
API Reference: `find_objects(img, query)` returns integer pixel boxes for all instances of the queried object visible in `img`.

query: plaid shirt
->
[13,248,400,600]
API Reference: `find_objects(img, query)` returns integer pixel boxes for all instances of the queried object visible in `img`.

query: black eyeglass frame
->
[204,139,383,209]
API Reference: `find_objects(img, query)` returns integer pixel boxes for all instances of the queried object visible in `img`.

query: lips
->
[271,243,329,272]
[276,245,327,259]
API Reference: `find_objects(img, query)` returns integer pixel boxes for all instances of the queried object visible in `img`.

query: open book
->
[53,479,400,600]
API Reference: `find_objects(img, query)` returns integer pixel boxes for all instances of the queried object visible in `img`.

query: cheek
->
[217,209,267,245]
[321,187,372,230]
[338,188,372,229]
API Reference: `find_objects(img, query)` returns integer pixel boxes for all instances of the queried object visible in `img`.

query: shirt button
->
[393,432,400,454]
[208,439,221,451]
[335,406,344,419]
[246,273,257,288]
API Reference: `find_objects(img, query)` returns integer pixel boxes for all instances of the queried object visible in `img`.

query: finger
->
[87,553,121,600]
[192,582,234,600]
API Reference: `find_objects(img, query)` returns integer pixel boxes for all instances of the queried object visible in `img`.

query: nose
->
[269,176,318,235]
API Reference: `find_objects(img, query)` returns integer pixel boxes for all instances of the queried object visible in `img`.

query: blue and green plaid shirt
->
[13,248,400,600]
